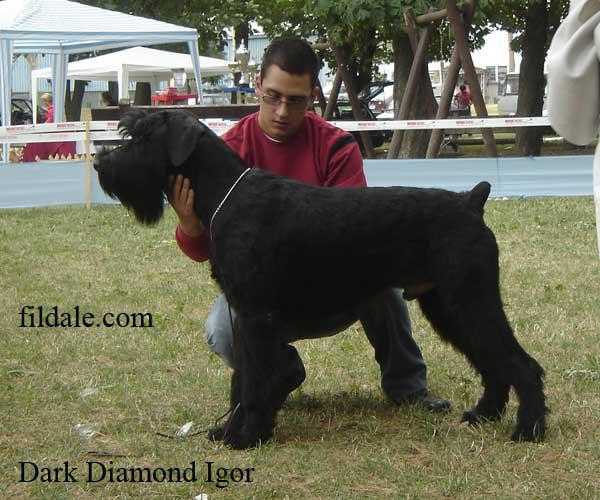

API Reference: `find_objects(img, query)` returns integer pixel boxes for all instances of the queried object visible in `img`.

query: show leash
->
[209,167,252,242]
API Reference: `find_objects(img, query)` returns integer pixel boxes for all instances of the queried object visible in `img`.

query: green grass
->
[1,200,599,499]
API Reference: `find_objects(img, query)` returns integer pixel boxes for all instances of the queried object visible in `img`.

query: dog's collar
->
[209,167,252,241]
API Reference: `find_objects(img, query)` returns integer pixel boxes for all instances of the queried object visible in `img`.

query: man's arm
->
[175,224,211,262]
[323,134,367,188]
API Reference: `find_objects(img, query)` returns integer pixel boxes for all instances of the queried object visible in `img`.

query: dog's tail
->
[467,181,491,215]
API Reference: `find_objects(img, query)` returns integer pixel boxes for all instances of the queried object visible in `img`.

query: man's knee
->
[205,295,235,368]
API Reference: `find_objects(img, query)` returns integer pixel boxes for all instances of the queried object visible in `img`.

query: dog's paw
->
[511,419,546,443]
[222,420,274,450]
[223,430,266,450]
[207,425,226,442]
[461,409,483,426]
[461,406,503,426]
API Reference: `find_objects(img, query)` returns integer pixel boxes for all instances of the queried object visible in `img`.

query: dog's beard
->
[107,175,166,225]
[127,192,166,225]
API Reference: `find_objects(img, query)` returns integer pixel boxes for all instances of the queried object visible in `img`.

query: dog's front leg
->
[223,313,283,450]
[207,370,245,443]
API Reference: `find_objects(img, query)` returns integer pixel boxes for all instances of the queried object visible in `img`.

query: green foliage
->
[78,0,253,55]
[479,0,570,51]
[74,0,497,87]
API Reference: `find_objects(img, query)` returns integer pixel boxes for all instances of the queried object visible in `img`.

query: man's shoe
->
[397,389,452,413]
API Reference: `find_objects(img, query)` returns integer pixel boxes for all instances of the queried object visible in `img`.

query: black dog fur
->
[95,109,548,449]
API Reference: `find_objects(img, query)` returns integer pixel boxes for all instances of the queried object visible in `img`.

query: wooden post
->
[324,71,342,120]
[405,8,438,118]
[315,78,328,115]
[446,0,497,157]
[83,116,92,209]
[330,42,374,158]
[427,2,475,158]
[387,17,435,159]
[416,9,447,25]
[426,47,462,158]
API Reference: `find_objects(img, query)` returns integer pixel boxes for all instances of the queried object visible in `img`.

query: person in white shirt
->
[547,0,600,257]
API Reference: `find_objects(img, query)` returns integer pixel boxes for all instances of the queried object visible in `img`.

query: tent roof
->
[0,0,198,53]
[31,46,232,81]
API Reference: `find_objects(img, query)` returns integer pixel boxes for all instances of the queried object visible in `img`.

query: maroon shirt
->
[175,111,366,262]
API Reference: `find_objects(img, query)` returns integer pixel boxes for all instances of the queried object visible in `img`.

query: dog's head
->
[94,110,205,225]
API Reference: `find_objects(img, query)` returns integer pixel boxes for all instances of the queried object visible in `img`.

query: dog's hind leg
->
[418,289,510,423]
[504,344,548,442]
[418,287,547,442]
[457,293,547,442]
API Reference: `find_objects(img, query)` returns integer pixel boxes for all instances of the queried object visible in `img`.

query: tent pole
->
[0,40,13,162]
[118,64,130,102]
[31,73,38,124]
[84,118,92,209]
[51,50,68,122]
[188,40,204,104]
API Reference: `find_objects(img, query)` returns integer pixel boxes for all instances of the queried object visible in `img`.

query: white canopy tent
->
[0,0,205,136]
[30,46,231,122]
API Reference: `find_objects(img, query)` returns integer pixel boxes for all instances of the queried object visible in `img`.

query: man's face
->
[256,64,315,141]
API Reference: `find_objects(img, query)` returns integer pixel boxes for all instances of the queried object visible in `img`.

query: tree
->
[481,0,569,156]
[79,0,232,55]
[256,0,449,158]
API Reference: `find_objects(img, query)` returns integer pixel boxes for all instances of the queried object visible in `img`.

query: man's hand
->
[168,175,205,237]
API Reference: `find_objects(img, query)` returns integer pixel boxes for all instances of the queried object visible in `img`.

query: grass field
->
[1,198,599,499]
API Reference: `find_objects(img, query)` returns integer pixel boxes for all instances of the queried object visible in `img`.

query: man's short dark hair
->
[260,38,320,87]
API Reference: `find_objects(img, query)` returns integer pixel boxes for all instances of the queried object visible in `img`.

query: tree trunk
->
[399,15,438,159]
[353,29,378,94]
[108,82,119,104]
[388,27,435,159]
[64,80,87,121]
[515,0,548,156]
[134,82,152,105]
[400,69,437,158]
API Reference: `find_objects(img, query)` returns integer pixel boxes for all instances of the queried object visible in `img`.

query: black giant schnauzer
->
[95,110,548,449]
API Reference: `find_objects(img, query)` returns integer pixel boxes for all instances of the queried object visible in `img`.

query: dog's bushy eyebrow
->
[117,110,163,140]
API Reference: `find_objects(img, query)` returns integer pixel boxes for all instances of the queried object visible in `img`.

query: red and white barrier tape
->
[329,116,550,132]
[1,116,551,144]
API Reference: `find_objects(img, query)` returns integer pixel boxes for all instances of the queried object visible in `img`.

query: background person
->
[547,0,600,258]
[453,84,472,117]
[101,91,118,107]
[21,93,76,162]
[40,93,54,123]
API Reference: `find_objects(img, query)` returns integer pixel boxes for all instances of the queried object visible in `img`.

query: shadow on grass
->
[273,391,455,446]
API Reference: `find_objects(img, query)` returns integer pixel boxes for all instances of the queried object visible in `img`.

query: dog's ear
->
[167,112,202,167]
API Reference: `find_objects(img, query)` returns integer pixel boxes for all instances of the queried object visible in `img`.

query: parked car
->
[332,81,394,152]
[497,72,548,116]
[0,98,34,126]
